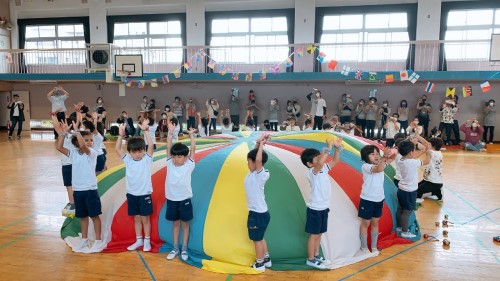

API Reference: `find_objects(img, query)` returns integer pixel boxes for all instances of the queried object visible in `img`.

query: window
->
[320,13,409,62]
[445,9,499,60]
[209,16,289,63]
[113,21,182,64]
[24,24,85,65]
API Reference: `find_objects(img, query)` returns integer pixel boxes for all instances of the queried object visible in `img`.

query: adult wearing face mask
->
[483,99,496,144]
[377,100,391,141]
[364,97,378,139]
[355,99,366,137]
[94,97,107,127]
[116,111,135,137]
[172,96,184,132]
[439,99,458,146]
[416,95,432,138]
[398,100,409,134]
[461,119,486,152]
[47,86,70,138]
[306,88,327,130]
[7,94,25,140]
[338,93,354,124]
[186,97,197,130]
[206,98,219,131]
[229,92,240,128]
[269,99,279,131]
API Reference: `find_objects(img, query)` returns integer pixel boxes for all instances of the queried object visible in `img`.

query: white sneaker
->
[428,195,439,200]
[143,239,151,252]
[127,239,144,251]
[73,239,88,252]
[166,249,179,260]
[306,259,327,270]
[252,261,265,272]
[360,247,370,252]
[489,142,494,145]
[181,250,189,261]
[416,198,424,204]
[401,232,416,238]
[89,240,103,253]
[371,249,380,256]
[264,257,272,268]
[395,227,402,232]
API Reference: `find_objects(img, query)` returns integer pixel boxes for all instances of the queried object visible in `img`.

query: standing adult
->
[7,94,25,140]
[94,97,107,128]
[483,99,496,144]
[439,99,458,146]
[268,99,279,131]
[172,96,184,132]
[206,98,219,131]
[364,97,378,140]
[286,99,301,121]
[355,99,366,137]
[229,92,240,127]
[246,90,260,127]
[306,88,326,130]
[47,86,70,138]
[377,100,391,140]
[451,95,461,145]
[416,95,432,138]
[338,93,354,124]
[398,100,409,134]
[186,97,197,130]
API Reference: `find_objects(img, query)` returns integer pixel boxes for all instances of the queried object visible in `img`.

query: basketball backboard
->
[114,54,143,78]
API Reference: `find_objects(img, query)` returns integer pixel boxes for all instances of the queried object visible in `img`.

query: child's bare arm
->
[140,119,154,157]
[422,142,432,166]
[188,127,196,159]
[53,115,70,155]
[166,122,175,158]
[255,133,269,171]
[326,136,343,168]
[115,124,126,158]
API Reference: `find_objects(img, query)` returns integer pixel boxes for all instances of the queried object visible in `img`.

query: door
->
[11,91,31,132]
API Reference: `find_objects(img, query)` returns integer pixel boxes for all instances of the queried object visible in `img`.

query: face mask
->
[472,123,478,128]
[98,100,102,104]
[315,93,320,98]
[211,100,215,104]
[490,102,495,106]
[122,114,126,118]
[383,103,388,107]
[165,108,170,112]
[270,100,276,105]
[162,115,167,119]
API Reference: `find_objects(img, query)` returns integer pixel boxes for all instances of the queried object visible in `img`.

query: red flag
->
[328,60,338,71]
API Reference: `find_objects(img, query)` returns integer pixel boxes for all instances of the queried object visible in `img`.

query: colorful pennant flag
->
[207,59,216,70]
[286,58,294,68]
[173,69,181,78]
[424,81,435,93]
[368,72,377,81]
[480,80,491,92]
[125,78,132,87]
[162,74,170,84]
[271,65,280,74]
[341,65,350,76]
[138,80,145,89]
[409,72,420,84]
[245,73,253,82]
[355,70,363,80]
[219,65,227,75]
[385,74,394,83]
[232,73,239,81]
[462,86,472,97]
[150,78,158,88]
[327,60,338,71]
[306,44,317,54]
[446,87,456,98]
[183,62,191,72]
[296,48,304,58]
[259,71,267,80]
[369,89,378,98]
[400,70,409,81]
[316,52,326,63]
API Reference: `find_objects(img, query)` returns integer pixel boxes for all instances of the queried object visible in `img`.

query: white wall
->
[416,0,442,40]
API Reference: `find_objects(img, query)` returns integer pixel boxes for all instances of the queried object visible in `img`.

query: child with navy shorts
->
[59,117,76,218]
[54,117,103,253]
[245,133,272,271]
[300,136,343,270]
[359,145,396,254]
[165,123,197,261]
[115,119,155,252]
[396,140,431,238]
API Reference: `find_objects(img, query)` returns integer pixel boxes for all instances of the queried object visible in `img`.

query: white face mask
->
[490,102,495,106]
[383,103,388,107]
[211,100,215,105]
[472,123,478,128]
[165,108,170,112]
[270,100,276,105]
[315,93,320,98]
[162,115,167,119]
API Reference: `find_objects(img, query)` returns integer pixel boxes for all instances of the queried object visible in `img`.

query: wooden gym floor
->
[0,132,498,281]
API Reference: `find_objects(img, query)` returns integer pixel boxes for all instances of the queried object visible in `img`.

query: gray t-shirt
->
[484,106,496,126]
[48,95,68,112]
[365,104,378,121]
[229,97,239,115]
[269,104,279,121]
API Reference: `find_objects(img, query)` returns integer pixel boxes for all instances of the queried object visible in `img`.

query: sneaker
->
[252,261,265,272]
[264,257,272,268]
[315,255,326,263]
[166,249,179,260]
[181,250,189,261]
[143,239,151,252]
[360,247,370,252]
[395,227,402,232]
[401,232,416,238]
[73,239,88,252]
[17,135,21,140]
[306,259,327,270]
[8,136,12,140]
[428,195,439,200]
[127,239,144,251]
[416,198,424,204]
[489,142,494,145]
[89,240,103,253]
[371,249,380,255]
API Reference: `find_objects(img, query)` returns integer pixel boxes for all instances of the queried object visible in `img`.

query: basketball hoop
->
[116,70,131,82]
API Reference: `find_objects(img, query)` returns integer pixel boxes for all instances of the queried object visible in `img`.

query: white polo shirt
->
[244,168,270,213]
[61,134,73,166]
[165,157,195,201]
[286,125,301,131]
[423,150,443,184]
[397,157,423,192]
[68,148,98,191]
[122,154,153,196]
[314,99,327,117]
[393,153,402,180]
[360,163,386,202]
[144,123,158,146]
[307,164,332,211]
[93,132,104,155]
[221,124,233,134]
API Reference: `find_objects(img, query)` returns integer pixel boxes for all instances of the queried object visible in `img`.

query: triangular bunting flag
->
[306,44,317,54]
[480,80,491,92]
[245,73,253,82]
[296,48,304,58]
[138,80,145,89]
[150,78,158,88]
[207,59,216,70]
[369,72,377,81]
[259,71,267,80]
[271,65,280,74]
[219,65,227,75]
[162,75,170,84]
[400,70,409,81]
[446,87,455,98]
[232,73,239,81]
[125,78,132,87]
[409,72,420,84]
[355,70,363,80]
[327,60,338,71]
[462,86,472,97]
[173,69,181,78]
[385,74,394,83]
[183,62,191,72]
[286,58,293,68]
[341,65,350,76]
[316,52,326,63]
[369,89,378,98]
[425,82,435,93]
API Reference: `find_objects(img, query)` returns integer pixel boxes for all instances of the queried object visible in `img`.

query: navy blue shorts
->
[397,189,417,211]
[165,198,193,221]
[358,198,384,220]
[96,154,106,172]
[393,178,400,188]
[62,165,72,187]
[74,190,102,218]
[305,208,329,234]
[247,211,271,241]
[127,193,153,216]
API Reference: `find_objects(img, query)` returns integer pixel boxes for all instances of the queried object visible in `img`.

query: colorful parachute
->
[61,131,419,274]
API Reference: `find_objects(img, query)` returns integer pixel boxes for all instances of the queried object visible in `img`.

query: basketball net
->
[117,70,131,82]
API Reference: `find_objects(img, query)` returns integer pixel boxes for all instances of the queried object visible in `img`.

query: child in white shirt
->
[285,117,301,131]
[197,111,211,137]
[417,138,444,202]
[115,119,155,252]
[384,113,401,148]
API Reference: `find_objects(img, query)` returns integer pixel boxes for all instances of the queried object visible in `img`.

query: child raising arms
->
[359,145,396,254]
[300,136,343,269]
[165,123,197,261]
[53,115,103,253]
[245,133,272,271]
[115,119,155,252]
